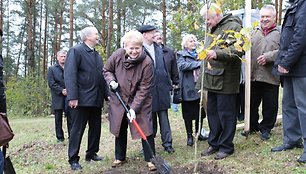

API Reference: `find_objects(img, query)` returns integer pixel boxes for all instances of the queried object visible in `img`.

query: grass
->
[5,106,306,174]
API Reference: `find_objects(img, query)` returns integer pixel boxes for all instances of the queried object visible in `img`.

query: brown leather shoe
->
[201,146,218,156]
[214,151,232,160]
[147,162,157,171]
[111,160,126,168]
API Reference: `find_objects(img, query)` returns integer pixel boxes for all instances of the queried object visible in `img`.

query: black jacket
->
[162,45,179,86]
[273,0,306,77]
[64,43,108,107]
[48,63,65,110]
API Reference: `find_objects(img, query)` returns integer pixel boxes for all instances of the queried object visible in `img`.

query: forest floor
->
[6,109,306,174]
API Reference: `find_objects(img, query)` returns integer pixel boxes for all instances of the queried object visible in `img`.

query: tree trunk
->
[101,0,107,49]
[26,0,35,76]
[278,0,283,25]
[37,0,43,77]
[275,0,279,26]
[52,10,59,65]
[162,0,166,44]
[106,0,113,59]
[69,0,74,48]
[43,0,48,79]
[116,0,122,48]
[0,0,3,53]
[57,0,65,52]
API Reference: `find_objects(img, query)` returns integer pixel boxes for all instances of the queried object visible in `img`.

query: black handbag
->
[172,88,182,104]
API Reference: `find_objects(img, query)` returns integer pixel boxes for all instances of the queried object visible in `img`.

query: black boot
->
[187,133,193,146]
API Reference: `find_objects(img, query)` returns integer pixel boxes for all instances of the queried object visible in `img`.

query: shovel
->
[113,90,173,174]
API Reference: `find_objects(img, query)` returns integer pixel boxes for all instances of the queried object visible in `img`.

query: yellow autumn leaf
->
[252,21,259,28]
[194,22,199,30]
[198,49,208,60]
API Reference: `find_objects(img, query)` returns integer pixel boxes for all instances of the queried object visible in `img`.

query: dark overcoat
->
[162,45,179,85]
[273,0,306,77]
[145,43,172,112]
[64,43,108,107]
[48,64,65,110]
[103,48,154,139]
[177,49,201,101]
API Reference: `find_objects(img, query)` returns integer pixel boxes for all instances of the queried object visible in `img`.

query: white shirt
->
[143,42,155,64]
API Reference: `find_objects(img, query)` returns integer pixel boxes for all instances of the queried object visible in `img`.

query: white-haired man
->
[64,26,108,170]
[197,3,244,160]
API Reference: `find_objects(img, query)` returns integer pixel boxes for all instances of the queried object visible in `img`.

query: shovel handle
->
[114,91,147,141]
[131,119,147,141]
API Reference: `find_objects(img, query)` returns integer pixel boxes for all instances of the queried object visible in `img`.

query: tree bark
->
[116,0,122,48]
[43,0,49,79]
[106,0,113,59]
[101,0,107,49]
[26,0,35,76]
[69,0,74,48]
[162,0,166,44]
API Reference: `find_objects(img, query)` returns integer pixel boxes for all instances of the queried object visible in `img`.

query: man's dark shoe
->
[187,133,194,146]
[57,139,64,143]
[164,146,175,154]
[85,154,104,162]
[71,162,82,170]
[214,151,232,160]
[260,132,270,140]
[241,130,257,137]
[201,146,218,156]
[271,143,303,152]
[198,134,208,141]
[297,152,306,163]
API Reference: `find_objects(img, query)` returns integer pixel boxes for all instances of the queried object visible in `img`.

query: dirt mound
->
[103,161,224,174]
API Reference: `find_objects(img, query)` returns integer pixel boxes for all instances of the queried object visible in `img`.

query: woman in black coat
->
[177,34,207,146]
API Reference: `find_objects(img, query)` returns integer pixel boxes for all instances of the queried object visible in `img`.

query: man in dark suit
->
[64,26,108,170]
[138,25,174,154]
[48,50,72,143]
[154,31,180,112]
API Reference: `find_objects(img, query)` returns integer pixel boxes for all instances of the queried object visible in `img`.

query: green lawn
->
[5,107,306,174]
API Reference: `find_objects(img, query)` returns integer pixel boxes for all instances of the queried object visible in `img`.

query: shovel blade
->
[151,156,173,174]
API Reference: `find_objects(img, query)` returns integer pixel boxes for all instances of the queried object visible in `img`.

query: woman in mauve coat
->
[103,30,156,171]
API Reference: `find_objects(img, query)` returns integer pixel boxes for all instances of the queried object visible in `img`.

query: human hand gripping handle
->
[127,109,136,123]
[110,80,119,91]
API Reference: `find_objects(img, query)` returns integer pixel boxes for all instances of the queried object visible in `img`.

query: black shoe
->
[198,134,208,141]
[70,162,82,170]
[214,151,232,160]
[260,132,270,140]
[164,146,175,154]
[240,130,257,137]
[85,154,104,162]
[201,146,218,156]
[298,152,306,163]
[237,114,244,121]
[57,139,64,143]
[187,134,194,146]
[271,143,303,152]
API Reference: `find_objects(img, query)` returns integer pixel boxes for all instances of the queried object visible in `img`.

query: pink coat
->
[103,48,154,139]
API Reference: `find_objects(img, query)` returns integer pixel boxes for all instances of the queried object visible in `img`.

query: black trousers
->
[68,107,101,164]
[207,92,237,154]
[152,110,173,148]
[182,99,204,134]
[250,81,279,133]
[115,115,155,162]
[54,109,72,140]
[237,84,245,120]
